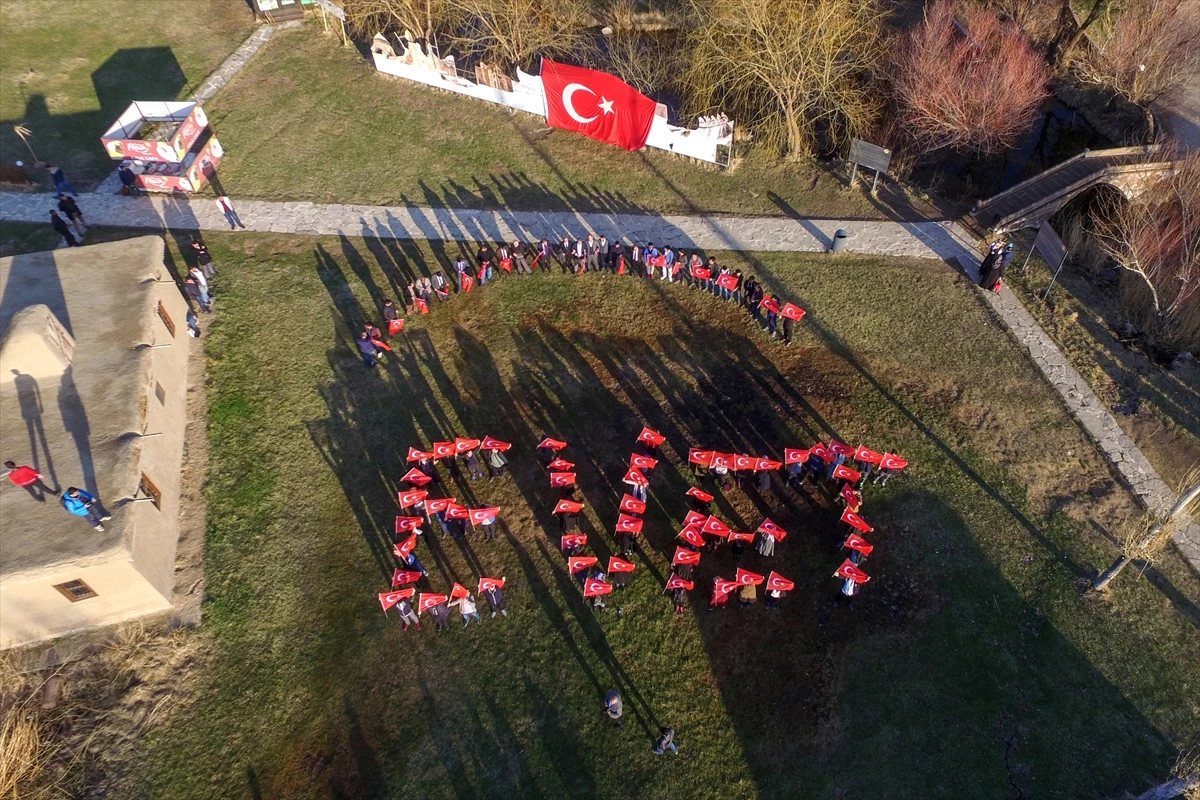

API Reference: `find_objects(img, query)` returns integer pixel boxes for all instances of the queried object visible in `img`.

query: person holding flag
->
[756,527,777,557]
[873,453,908,486]
[671,586,689,614]
[481,578,508,617]
[451,591,483,626]
[710,577,739,610]
[764,572,793,610]
[738,580,757,608]
[396,593,422,629]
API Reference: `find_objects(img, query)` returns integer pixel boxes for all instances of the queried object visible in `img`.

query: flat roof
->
[0,236,170,580]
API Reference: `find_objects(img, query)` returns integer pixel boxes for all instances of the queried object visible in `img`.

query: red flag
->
[394,515,424,534]
[541,59,657,151]
[619,494,646,514]
[480,435,512,451]
[784,448,810,465]
[432,441,456,459]
[371,337,393,352]
[649,254,666,268]
[840,484,862,509]
[408,446,434,462]
[538,437,568,450]
[753,458,783,471]
[608,556,636,573]
[680,511,705,529]
[757,518,788,541]
[397,489,428,508]
[766,571,794,592]
[425,497,456,513]
[842,533,874,557]
[419,592,448,613]
[569,555,598,573]
[450,582,470,600]
[702,515,731,537]
[810,443,831,461]
[689,449,715,467]
[584,578,614,597]
[468,507,500,524]
[678,526,705,547]
[840,507,874,533]
[388,319,404,335]
[629,453,658,470]
[692,265,712,280]
[711,453,731,470]
[672,547,701,565]
[561,533,588,549]
[880,453,909,471]
[548,457,575,471]
[665,575,694,591]
[686,487,714,503]
[732,454,756,471]
[727,531,756,543]
[499,257,513,273]
[622,468,648,486]
[550,472,576,487]
[761,296,781,314]
[780,302,806,322]
[554,499,585,514]
[391,569,422,587]
[379,588,415,611]
[395,533,418,559]
[479,576,505,592]
[712,578,740,598]
[716,273,739,291]
[834,559,871,584]
[454,437,481,454]
[637,427,666,446]
[401,468,432,486]
[828,439,853,457]
[445,503,471,520]
[415,297,429,314]
[615,513,644,534]
[735,568,765,586]
[853,445,883,464]
[832,464,861,483]
[462,273,474,293]
[617,255,625,275]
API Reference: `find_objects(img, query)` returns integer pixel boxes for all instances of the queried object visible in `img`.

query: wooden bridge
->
[971,146,1174,234]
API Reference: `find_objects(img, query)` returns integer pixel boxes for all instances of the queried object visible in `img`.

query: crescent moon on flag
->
[562,83,599,124]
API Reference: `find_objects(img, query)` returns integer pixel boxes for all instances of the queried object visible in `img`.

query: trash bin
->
[830,229,850,253]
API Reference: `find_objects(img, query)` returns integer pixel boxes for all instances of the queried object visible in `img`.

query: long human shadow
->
[57,366,97,498]
[10,370,57,486]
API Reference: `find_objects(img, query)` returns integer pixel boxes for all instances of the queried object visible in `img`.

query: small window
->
[155,381,166,406]
[137,474,162,509]
[157,301,176,337]
[54,579,97,602]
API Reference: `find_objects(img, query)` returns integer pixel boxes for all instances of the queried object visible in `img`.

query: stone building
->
[0,236,190,649]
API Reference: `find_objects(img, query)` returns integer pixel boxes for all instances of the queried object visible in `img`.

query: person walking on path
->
[653,727,678,754]
[46,165,78,198]
[118,164,139,195]
[3,460,56,502]
[57,195,86,237]
[483,582,508,617]
[61,487,109,531]
[216,196,245,229]
[605,690,624,729]
[396,595,422,630]
[49,210,78,247]
[452,593,483,626]
[190,238,215,278]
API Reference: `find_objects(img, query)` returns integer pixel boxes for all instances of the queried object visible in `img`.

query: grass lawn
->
[0,0,254,191]
[52,228,1195,799]
[201,26,958,221]
[1006,258,1200,491]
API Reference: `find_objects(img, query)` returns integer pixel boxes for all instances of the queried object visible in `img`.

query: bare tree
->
[343,0,450,44]
[1073,0,1200,139]
[443,0,595,72]
[683,0,887,159]
[1047,0,1108,65]
[891,0,1049,155]
[1091,149,1200,342]
[1131,738,1200,800]
[1089,466,1200,593]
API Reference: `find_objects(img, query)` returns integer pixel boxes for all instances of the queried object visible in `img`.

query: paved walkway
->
[0,190,979,260]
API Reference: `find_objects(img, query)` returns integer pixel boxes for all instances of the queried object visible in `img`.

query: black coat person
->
[982,243,1013,292]
[978,243,1002,287]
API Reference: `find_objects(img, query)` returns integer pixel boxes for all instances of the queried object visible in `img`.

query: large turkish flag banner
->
[542,60,657,152]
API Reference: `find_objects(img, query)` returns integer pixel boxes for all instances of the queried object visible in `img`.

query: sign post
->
[1020,221,1070,300]
[847,139,892,195]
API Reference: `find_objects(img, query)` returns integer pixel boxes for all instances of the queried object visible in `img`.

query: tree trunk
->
[1132,773,1200,800]
[1090,554,1131,593]
[1091,480,1200,592]
[1049,0,1105,65]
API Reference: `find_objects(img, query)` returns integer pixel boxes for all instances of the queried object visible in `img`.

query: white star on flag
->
[598,97,615,115]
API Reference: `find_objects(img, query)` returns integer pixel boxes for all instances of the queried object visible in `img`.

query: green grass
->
[0,0,254,191]
[78,229,1200,799]
[1006,257,1200,490]
[201,26,959,221]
